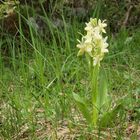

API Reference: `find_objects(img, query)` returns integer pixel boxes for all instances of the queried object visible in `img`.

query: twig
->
[123,5,133,27]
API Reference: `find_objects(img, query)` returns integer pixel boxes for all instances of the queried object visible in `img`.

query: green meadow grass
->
[0,7,140,139]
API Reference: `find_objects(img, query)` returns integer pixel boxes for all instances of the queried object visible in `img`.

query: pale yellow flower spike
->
[76,18,109,66]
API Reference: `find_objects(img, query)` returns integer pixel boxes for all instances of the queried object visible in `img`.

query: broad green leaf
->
[73,93,92,124]
[97,71,110,111]
[99,104,123,128]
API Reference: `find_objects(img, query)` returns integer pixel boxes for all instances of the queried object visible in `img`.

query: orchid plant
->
[73,18,118,127]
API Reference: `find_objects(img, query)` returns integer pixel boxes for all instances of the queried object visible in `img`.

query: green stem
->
[90,59,99,126]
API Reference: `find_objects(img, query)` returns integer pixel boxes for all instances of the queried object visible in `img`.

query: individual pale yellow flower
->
[85,18,97,33]
[84,34,93,43]
[97,19,107,33]
[77,38,93,56]
[100,37,109,53]
[93,30,102,41]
